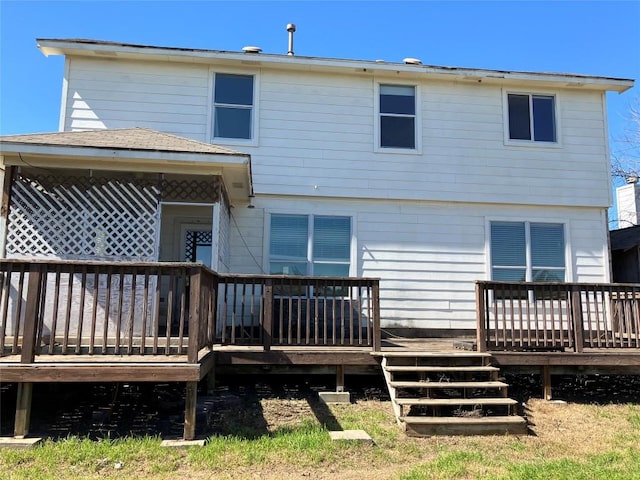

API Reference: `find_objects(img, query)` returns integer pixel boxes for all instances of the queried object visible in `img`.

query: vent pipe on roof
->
[287,23,296,56]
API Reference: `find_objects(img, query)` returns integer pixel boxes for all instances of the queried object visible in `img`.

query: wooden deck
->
[1,260,639,440]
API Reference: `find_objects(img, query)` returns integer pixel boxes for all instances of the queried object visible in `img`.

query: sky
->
[0,0,639,217]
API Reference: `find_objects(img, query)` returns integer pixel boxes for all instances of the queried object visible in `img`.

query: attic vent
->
[403,57,422,65]
[242,46,262,54]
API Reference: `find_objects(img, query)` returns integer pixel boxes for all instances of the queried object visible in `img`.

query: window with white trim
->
[507,93,556,142]
[213,73,254,140]
[269,214,351,276]
[379,84,416,149]
[490,221,565,282]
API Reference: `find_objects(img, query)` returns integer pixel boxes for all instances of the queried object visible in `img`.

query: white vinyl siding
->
[62,59,610,208]
[230,197,607,331]
[57,55,615,333]
[63,58,210,139]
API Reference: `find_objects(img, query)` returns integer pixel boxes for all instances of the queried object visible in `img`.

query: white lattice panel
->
[6,174,160,261]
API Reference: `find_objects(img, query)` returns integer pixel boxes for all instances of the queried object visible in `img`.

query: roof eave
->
[37,38,635,93]
[0,141,249,162]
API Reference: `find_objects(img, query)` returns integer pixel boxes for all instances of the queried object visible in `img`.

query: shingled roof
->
[0,128,247,156]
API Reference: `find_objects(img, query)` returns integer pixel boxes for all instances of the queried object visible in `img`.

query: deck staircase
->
[377,352,527,436]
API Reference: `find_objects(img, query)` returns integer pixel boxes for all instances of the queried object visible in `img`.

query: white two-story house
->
[0,38,634,335]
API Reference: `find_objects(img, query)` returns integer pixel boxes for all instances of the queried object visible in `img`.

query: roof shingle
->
[0,128,247,156]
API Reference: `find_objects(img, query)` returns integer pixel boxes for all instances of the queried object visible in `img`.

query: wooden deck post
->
[263,280,273,351]
[21,264,44,364]
[188,267,202,364]
[475,282,487,353]
[542,365,552,400]
[14,382,33,438]
[336,365,345,393]
[183,381,198,441]
[372,281,381,352]
[571,288,584,353]
[0,165,14,258]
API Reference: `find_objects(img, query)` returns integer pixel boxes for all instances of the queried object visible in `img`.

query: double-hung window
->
[379,84,416,149]
[507,93,556,142]
[269,214,351,277]
[490,221,565,282]
[213,73,254,140]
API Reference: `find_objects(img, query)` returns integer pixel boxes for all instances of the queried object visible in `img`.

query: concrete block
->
[0,437,43,449]
[318,391,351,404]
[329,430,373,444]
[160,439,207,448]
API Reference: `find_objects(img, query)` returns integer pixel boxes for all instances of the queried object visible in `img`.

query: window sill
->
[504,139,562,149]
[212,137,259,148]
[374,146,422,155]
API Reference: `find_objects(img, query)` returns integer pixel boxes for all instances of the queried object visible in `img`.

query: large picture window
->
[269,214,351,277]
[213,73,254,140]
[379,84,416,149]
[491,221,565,282]
[507,93,556,142]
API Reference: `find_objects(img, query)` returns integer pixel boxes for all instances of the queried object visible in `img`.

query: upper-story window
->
[507,93,556,142]
[213,73,254,140]
[379,84,416,149]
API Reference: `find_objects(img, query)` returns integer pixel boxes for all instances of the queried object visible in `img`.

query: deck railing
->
[0,259,380,362]
[476,281,640,352]
[216,274,381,350]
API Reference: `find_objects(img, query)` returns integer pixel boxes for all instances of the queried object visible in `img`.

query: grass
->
[1,399,639,480]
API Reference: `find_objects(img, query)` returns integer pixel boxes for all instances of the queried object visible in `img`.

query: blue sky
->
[1,1,639,211]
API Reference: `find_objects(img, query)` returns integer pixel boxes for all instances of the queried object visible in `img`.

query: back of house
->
[0,36,634,334]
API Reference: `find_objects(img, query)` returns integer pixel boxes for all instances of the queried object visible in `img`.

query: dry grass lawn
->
[3,390,639,480]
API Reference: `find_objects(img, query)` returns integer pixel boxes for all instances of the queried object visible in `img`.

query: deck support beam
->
[183,381,198,441]
[14,382,33,438]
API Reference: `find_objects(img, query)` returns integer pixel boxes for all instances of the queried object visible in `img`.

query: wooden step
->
[389,380,508,389]
[384,365,499,373]
[376,352,491,358]
[401,415,527,436]
[396,397,517,406]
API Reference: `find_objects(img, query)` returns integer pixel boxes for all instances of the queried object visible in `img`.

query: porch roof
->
[610,225,640,252]
[0,128,253,202]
